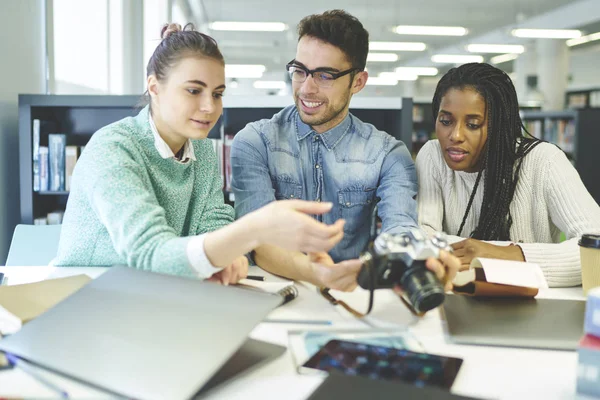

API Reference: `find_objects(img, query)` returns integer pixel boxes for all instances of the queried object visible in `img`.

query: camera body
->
[357,229,452,313]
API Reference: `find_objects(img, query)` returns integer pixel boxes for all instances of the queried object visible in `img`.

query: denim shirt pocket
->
[274,177,302,200]
[338,188,377,235]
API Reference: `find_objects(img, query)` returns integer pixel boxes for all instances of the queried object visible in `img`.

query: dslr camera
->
[357,229,452,314]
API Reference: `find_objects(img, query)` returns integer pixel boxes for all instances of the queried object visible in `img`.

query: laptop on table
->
[441,294,585,351]
[0,266,283,400]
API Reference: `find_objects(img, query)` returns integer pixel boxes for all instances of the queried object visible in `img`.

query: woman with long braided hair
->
[416,62,600,287]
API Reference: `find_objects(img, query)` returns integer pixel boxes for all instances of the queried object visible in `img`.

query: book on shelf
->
[65,146,78,192]
[223,134,234,192]
[32,119,40,191]
[568,93,588,109]
[38,146,49,191]
[590,91,600,108]
[48,134,66,191]
[47,210,64,225]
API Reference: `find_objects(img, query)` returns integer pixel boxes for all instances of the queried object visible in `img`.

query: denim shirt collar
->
[295,110,353,151]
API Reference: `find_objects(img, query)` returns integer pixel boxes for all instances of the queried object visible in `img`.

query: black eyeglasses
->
[286,60,359,88]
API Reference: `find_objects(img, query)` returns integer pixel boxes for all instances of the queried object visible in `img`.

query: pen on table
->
[246,275,265,281]
[5,353,70,398]
[263,319,332,325]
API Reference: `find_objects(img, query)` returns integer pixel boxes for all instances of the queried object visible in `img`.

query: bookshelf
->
[19,95,414,223]
[412,102,435,157]
[566,88,600,109]
[521,109,600,204]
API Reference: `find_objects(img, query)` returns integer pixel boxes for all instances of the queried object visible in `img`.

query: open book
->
[0,274,91,335]
[452,258,548,297]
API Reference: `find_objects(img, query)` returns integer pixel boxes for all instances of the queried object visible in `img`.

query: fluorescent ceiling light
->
[431,55,484,64]
[394,25,467,36]
[394,67,438,76]
[511,29,581,39]
[367,53,399,62]
[467,44,525,54]
[490,53,519,64]
[369,41,426,51]
[225,64,265,78]
[209,21,287,32]
[253,80,286,89]
[366,77,399,86]
[567,31,600,47]
[379,72,418,81]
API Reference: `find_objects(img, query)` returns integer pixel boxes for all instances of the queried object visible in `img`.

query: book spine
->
[32,119,40,192]
[48,134,66,191]
[39,146,49,192]
[64,146,78,192]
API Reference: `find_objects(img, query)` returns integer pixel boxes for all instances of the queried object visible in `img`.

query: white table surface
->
[0,266,590,400]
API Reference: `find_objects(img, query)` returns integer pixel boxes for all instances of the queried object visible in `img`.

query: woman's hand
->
[207,255,249,285]
[251,200,345,253]
[309,252,363,292]
[451,238,524,270]
[393,250,461,297]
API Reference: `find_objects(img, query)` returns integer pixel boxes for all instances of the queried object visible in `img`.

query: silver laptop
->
[441,294,585,351]
[0,266,282,400]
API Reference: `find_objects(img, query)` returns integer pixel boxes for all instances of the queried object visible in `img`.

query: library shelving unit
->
[521,108,600,204]
[565,88,600,109]
[19,95,414,223]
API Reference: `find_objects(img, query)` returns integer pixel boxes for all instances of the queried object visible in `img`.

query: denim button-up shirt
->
[231,105,418,262]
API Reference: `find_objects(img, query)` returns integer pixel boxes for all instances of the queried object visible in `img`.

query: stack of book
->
[577,287,600,397]
[32,119,85,194]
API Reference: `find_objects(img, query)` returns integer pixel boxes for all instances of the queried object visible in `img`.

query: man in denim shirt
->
[232,10,457,292]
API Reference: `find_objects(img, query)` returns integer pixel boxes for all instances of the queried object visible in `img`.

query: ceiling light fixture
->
[394,25,467,36]
[431,55,484,64]
[467,44,525,54]
[511,29,581,39]
[367,53,399,62]
[379,72,418,81]
[567,31,600,47]
[394,67,438,76]
[366,77,399,86]
[369,41,426,51]
[490,53,519,64]
[209,21,287,32]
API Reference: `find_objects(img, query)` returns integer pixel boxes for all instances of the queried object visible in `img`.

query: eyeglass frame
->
[285,60,361,87]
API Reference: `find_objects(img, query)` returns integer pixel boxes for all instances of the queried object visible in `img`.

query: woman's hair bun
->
[161,23,183,39]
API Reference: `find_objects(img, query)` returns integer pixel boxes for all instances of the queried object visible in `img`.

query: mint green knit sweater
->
[54,106,234,277]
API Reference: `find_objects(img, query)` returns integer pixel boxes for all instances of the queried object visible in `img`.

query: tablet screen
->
[302,339,463,389]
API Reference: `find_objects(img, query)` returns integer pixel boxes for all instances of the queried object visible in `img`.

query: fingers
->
[316,259,362,292]
[392,285,404,296]
[303,218,345,240]
[439,250,460,289]
[237,257,249,281]
[426,257,446,282]
[451,240,466,250]
[285,200,334,215]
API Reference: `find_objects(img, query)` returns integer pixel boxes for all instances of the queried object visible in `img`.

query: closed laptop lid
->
[307,373,480,400]
[0,266,281,400]
[442,294,585,351]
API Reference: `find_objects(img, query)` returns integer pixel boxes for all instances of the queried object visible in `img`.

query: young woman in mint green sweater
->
[54,23,345,284]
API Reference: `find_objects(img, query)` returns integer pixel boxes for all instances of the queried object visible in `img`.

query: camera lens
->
[401,265,445,313]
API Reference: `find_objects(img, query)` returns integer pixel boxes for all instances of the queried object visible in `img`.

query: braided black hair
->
[432,63,541,241]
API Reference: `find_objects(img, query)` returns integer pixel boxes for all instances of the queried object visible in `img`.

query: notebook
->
[0,266,282,400]
[237,279,299,306]
[452,257,547,298]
